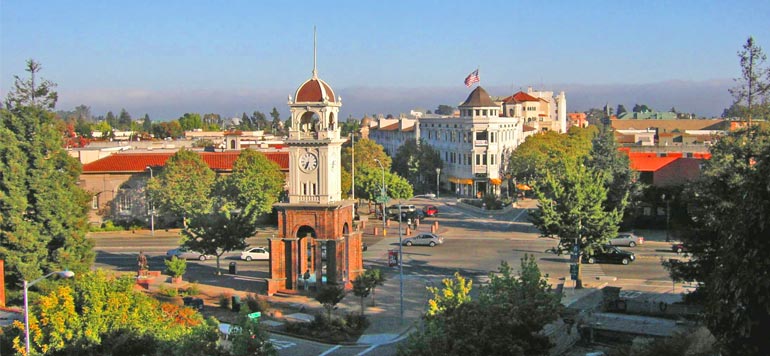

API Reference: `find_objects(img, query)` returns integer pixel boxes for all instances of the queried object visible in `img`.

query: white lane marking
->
[358,344,379,355]
[319,345,341,356]
[512,209,528,222]
[269,338,296,350]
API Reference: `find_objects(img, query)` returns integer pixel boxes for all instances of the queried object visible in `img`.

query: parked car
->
[402,232,444,247]
[388,204,416,214]
[423,205,439,217]
[671,243,688,254]
[166,247,212,261]
[610,232,644,247]
[240,247,270,261]
[583,245,635,265]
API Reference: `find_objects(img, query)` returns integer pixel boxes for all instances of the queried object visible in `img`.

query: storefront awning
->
[460,179,474,185]
[449,176,459,183]
[489,178,502,185]
[516,183,532,191]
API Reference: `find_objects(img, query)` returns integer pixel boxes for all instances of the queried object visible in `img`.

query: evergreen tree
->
[1,61,94,291]
[668,126,770,355]
[117,108,132,130]
[142,113,152,133]
[729,36,770,125]
[269,107,282,133]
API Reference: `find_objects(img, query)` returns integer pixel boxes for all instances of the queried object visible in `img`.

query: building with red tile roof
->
[624,150,711,187]
[80,150,289,225]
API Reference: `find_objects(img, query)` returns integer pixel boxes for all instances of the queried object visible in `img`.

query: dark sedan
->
[583,245,635,265]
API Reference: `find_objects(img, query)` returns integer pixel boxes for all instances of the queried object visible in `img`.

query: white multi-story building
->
[419,86,525,197]
[366,86,566,197]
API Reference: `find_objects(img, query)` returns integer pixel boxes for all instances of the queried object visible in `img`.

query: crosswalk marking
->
[580,263,605,280]
[269,338,296,350]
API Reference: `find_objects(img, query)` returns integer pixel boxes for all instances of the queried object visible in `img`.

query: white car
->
[610,232,644,247]
[240,247,269,261]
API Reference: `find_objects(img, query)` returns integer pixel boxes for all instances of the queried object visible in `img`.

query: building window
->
[313,183,317,195]
[482,109,488,116]
[117,190,132,214]
[92,195,99,210]
[483,154,488,165]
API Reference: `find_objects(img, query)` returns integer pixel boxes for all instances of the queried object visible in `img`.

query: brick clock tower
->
[267,36,364,295]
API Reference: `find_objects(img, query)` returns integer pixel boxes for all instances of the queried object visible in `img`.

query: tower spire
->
[312,26,318,79]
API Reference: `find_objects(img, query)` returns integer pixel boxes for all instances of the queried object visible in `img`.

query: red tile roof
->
[82,151,289,173]
[502,91,539,103]
[523,125,537,132]
[628,154,679,171]
[623,151,711,172]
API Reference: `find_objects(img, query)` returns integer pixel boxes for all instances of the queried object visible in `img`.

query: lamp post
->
[397,204,404,323]
[662,194,671,242]
[24,270,76,354]
[146,166,155,236]
[374,159,386,232]
[435,168,441,199]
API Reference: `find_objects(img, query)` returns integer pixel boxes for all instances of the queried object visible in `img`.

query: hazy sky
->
[2,0,769,119]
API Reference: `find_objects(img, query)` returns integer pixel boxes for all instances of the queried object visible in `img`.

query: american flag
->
[464,69,479,87]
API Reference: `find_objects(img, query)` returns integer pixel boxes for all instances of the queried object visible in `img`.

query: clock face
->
[299,152,318,172]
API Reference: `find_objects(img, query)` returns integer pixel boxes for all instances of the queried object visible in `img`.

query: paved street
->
[91,196,687,355]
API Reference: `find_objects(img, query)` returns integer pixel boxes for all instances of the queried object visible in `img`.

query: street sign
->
[376,195,390,204]
[248,312,261,320]
[569,264,578,280]
[388,250,398,267]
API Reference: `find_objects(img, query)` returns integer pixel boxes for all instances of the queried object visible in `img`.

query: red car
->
[423,205,438,217]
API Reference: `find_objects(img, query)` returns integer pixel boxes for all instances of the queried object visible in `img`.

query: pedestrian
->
[137,251,148,271]
[413,218,418,230]
[303,269,311,290]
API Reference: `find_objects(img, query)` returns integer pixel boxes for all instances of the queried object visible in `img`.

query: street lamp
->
[374,159,386,233]
[146,166,155,236]
[24,270,76,354]
[435,168,441,199]
[397,204,404,323]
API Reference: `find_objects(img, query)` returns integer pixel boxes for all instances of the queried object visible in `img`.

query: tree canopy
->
[7,270,226,355]
[508,126,596,183]
[668,126,770,355]
[392,139,442,195]
[148,148,215,226]
[400,256,562,356]
[1,61,94,290]
[729,36,770,124]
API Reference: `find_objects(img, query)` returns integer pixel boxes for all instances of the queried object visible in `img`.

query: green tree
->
[178,113,203,131]
[1,62,94,290]
[616,104,627,116]
[117,108,132,130]
[352,274,371,316]
[202,113,222,131]
[148,148,215,226]
[435,104,455,115]
[9,270,221,355]
[252,111,268,131]
[508,127,596,184]
[531,160,622,287]
[667,126,770,355]
[585,127,638,216]
[729,36,770,125]
[364,268,386,306]
[142,113,152,133]
[4,59,58,110]
[105,111,117,129]
[400,257,562,356]
[219,150,285,216]
[392,139,442,194]
[229,314,276,356]
[269,107,282,133]
[342,138,393,199]
[315,284,346,321]
[425,272,472,317]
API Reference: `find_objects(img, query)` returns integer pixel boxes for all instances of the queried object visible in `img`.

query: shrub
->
[245,293,269,313]
[181,282,200,296]
[157,285,179,297]
[218,292,232,309]
[164,256,187,278]
[344,312,370,331]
